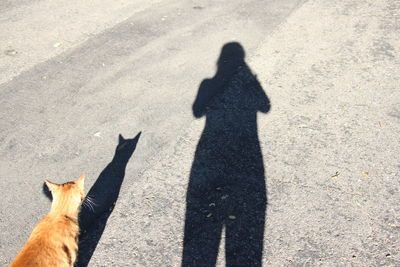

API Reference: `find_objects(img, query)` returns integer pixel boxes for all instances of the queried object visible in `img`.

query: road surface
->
[1,0,399,266]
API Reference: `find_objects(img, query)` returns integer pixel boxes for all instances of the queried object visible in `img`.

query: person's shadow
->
[74,132,141,267]
[182,42,270,266]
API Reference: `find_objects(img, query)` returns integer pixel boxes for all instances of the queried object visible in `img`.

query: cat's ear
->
[119,134,125,144]
[45,180,60,192]
[75,174,85,190]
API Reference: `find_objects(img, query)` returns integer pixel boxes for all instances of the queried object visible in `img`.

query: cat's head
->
[45,175,85,214]
[114,132,141,160]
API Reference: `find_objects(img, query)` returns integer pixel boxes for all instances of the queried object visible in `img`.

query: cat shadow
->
[74,132,141,267]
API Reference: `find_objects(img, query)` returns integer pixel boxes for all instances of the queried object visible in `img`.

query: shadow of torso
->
[183,58,270,267]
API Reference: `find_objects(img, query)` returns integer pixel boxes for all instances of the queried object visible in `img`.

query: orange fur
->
[10,175,85,267]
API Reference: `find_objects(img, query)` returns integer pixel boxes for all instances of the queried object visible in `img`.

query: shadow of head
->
[217,42,245,70]
[192,42,250,118]
[114,132,142,162]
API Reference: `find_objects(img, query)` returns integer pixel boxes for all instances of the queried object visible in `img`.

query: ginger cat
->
[10,175,85,267]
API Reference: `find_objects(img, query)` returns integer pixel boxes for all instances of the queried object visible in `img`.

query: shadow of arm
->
[253,75,271,113]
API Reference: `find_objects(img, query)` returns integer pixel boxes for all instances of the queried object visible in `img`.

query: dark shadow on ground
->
[182,42,270,267]
[75,132,141,267]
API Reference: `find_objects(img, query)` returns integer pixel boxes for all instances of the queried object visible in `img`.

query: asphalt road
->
[1,0,399,266]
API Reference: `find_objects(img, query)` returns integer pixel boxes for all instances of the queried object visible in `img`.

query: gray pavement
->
[1,0,399,266]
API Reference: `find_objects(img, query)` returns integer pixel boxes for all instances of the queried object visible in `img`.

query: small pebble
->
[4,49,17,56]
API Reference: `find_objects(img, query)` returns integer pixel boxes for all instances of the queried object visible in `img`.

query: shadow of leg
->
[182,197,223,266]
[225,191,265,267]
